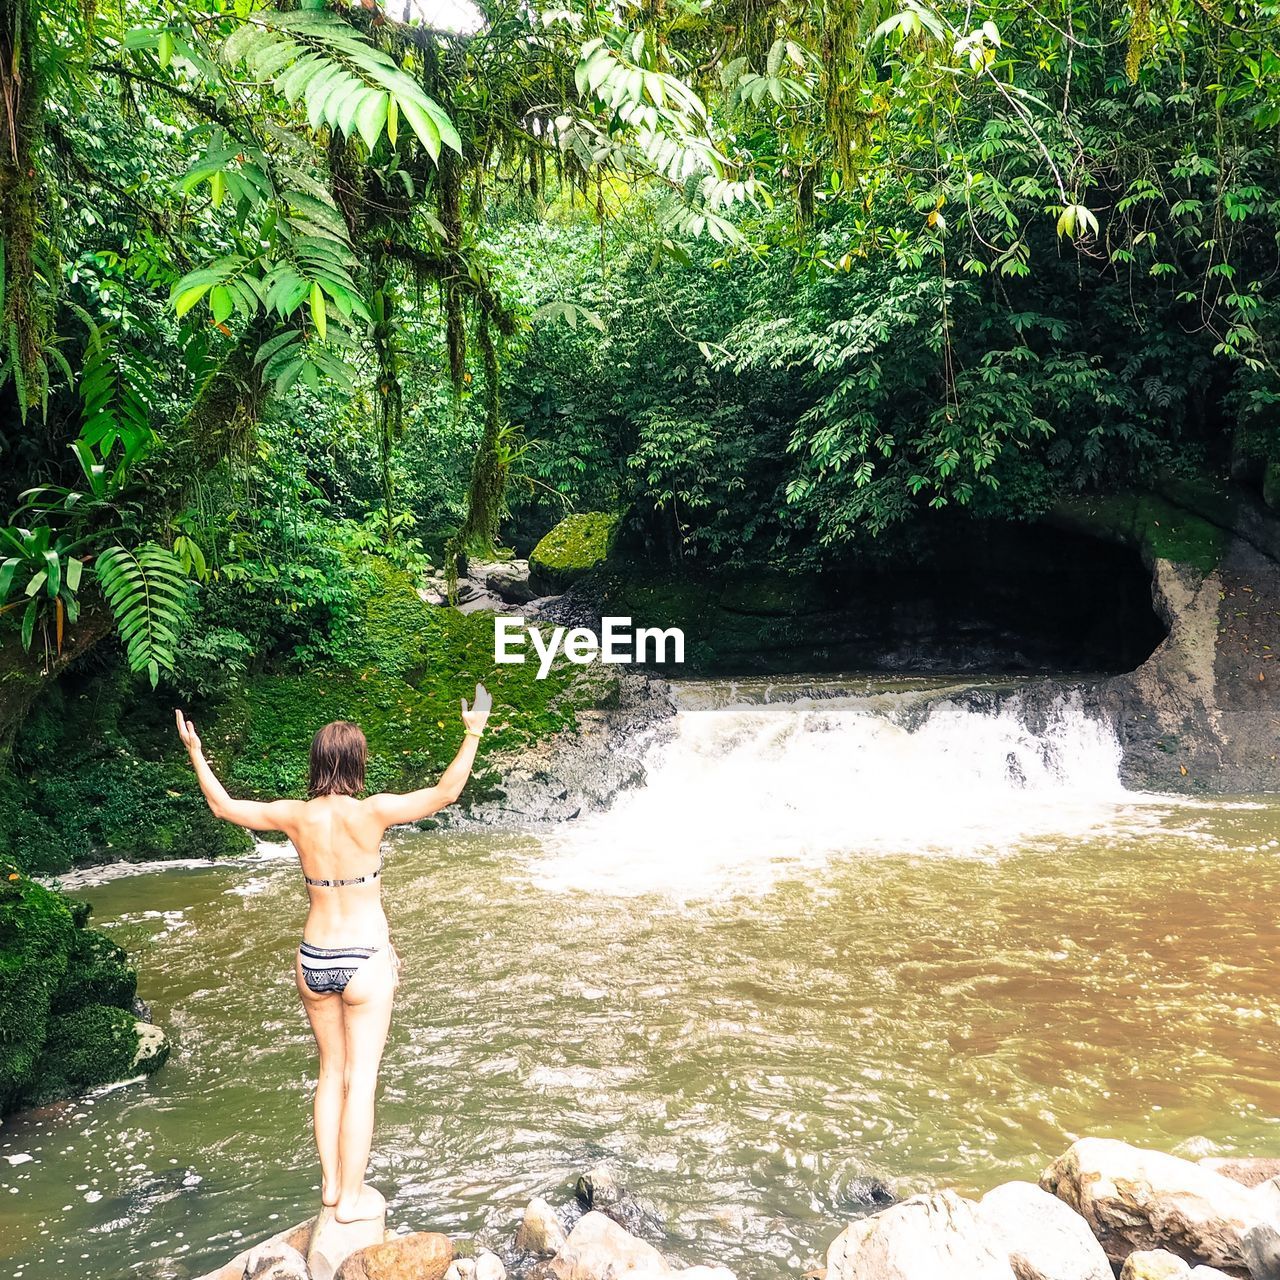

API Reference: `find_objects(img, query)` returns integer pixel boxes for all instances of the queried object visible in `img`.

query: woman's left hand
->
[175,709,203,758]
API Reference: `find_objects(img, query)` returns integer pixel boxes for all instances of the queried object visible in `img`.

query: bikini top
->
[302,857,383,889]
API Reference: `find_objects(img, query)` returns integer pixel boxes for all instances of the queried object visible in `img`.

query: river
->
[3,677,1280,1280]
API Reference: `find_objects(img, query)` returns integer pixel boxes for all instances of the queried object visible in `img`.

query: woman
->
[175,684,492,1222]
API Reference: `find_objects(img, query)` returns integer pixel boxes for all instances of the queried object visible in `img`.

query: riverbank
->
[192,1140,1280,1280]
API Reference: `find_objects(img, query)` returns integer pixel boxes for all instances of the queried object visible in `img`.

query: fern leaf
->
[95,544,191,688]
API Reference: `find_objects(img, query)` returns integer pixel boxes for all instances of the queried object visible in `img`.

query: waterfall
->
[533,681,1156,898]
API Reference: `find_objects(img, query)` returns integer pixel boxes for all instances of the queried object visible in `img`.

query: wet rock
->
[574,1167,664,1237]
[1201,1160,1280,1190]
[335,1230,453,1280]
[551,1210,670,1280]
[1041,1138,1260,1270]
[131,1020,169,1072]
[976,1180,1111,1280]
[517,1196,569,1256]
[825,1190,1015,1280]
[308,1198,387,1280]
[243,1242,310,1280]
[1119,1251,1192,1279]
[192,1217,316,1280]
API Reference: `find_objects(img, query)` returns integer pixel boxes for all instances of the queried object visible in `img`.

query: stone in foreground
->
[825,1190,1016,1280]
[517,1196,569,1256]
[976,1180,1112,1280]
[308,1198,387,1280]
[1119,1251,1192,1279]
[1041,1138,1260,1270]
[334,1229,453,1280]
[551,1210,670,1279]
[243,1241,310,1279]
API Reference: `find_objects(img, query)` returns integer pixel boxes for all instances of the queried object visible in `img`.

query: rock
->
[1041,1138,1261,1270]
[1242,1219,1280,1280]
[574,1167,663,1237]
[673,1270,737,1280]
[475,1250,506,1280]
[551,1210,670,1280]
[334,1230,453,1280]
[976,1180,1111,1280]
[1201,1160,1280,1190]
[243,1242,310,1280]
[192,1217,316,1280]
[131,1020,169,1072]
[825,1218,878,1280]
[1190,1268,1237,1279]
[478,559,536,604]
[308,1198,387,1280]
[518,1197,569,1256]
[529,513,618,594]
[1119,1252,1192,1279]
[825,1190,1016,1280]
[444,1261,477,1280]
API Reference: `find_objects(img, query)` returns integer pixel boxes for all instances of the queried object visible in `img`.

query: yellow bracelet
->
[465,728,483,739]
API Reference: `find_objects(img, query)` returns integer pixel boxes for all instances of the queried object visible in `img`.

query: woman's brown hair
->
[308,721,367,797]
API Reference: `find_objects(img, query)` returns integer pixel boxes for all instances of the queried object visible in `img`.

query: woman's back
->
[292,795,389,945]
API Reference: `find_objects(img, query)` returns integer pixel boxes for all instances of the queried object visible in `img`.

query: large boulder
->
[825,1190,1016,1280]
[335,1230,453,1280]
[976,1180,1112,1280]
[308,1198,387,1280]
[551,1210,669,1280]
[1041,1139,1261,1270]
[530,513,618,594]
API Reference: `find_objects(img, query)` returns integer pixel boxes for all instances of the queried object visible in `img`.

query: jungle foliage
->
[0,0,1277,724]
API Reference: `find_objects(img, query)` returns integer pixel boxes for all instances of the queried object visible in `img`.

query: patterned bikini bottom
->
[298,940,380,995]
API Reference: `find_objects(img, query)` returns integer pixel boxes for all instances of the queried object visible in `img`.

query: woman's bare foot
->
[333,1183,384,1223]
[321,1180,339,1208]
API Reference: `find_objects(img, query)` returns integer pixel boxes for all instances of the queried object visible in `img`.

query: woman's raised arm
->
[176,709,299,833]
[367,684,492,829]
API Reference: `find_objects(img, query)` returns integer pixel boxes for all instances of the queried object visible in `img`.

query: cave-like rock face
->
[783,519,1168,676]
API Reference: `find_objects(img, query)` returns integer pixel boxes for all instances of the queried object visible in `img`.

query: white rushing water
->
[535,682,1169,898]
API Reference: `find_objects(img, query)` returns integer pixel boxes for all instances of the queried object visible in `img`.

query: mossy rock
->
[529,513,619,592]
[0,861,155,1114]
[51,928,137,1016]
[25,1004,147,1107]
[0,866,76,1113]
[1051,493,1227,577]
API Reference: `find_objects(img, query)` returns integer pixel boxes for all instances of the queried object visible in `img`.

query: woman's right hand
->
[462,683,492,736]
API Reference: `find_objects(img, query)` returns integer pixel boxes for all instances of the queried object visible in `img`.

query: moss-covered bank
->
[0,558,616,876]
[0,860,166,1114]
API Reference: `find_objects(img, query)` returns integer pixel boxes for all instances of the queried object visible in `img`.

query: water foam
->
[533,686,1163,898]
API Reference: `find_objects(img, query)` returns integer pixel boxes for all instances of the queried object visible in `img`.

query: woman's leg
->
[295,952,347,1206]
[333,949,396,1222]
